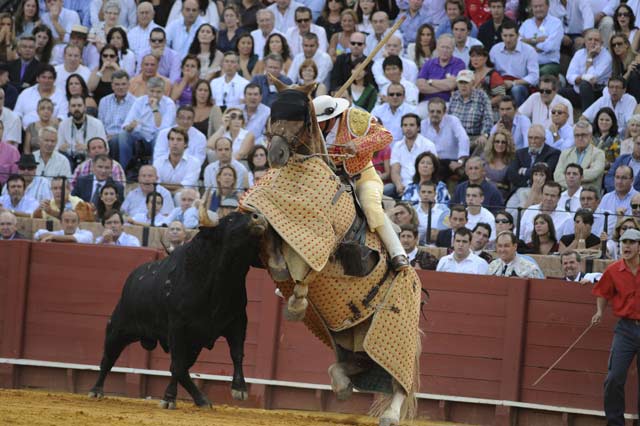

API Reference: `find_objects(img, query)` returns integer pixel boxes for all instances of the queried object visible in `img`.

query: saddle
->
[334,171,379,277]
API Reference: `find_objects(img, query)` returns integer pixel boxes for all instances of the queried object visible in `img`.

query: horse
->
[240,80,423,426]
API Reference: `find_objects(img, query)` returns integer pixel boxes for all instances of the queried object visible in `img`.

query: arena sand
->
[0,389,467,426]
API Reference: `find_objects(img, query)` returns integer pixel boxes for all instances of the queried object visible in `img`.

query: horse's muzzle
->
[268,136,290,168]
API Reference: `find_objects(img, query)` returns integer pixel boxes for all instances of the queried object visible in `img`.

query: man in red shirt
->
[592,228,640,426]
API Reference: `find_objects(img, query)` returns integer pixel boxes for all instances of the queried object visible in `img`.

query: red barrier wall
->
[0,241,627,425]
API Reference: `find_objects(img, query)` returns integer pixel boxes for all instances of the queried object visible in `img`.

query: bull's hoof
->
[379,416,400,426]
[231,389,249,401]
[195,398,212,408]
[159,400,177,410]
[87,389,103,399]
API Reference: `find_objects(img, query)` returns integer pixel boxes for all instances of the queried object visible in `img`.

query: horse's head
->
[265,75,327,168]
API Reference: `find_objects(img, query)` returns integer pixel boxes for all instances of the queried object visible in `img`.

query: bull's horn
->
[198,189,216,227]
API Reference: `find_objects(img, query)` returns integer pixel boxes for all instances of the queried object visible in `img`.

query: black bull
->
[88,212,267,408]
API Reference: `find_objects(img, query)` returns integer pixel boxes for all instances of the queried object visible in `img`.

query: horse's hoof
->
[335,384,353,401]
[87,390,103,399]
[159,400,176,410]
[379,416,400,426]
[286,296,308,321]
[284,306,306,321]
[231,389,249,401]
[328,364,353,401]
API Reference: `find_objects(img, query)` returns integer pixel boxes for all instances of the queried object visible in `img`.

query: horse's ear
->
[266,73,288,92]
[296,81,317,97]
[308,92,334,168]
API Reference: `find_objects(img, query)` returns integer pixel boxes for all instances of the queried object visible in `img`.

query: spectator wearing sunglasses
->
[632,193,640,220]
[371,83,416,142]
[285,7,328,58]
[330,32,366,93]
[486,210,526,251]
[555,121,606,190]
[518,75,573,128]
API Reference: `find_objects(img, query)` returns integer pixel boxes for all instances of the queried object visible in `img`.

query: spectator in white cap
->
[448,69,494,153]
[51,25,100,71]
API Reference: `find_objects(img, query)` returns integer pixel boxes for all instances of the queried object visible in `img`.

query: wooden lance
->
[334,15,406,98]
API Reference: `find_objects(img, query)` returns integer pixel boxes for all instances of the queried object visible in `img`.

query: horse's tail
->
[368,327,423,421]
[402,327,423,420]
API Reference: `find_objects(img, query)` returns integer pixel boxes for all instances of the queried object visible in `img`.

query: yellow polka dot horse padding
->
[241,157,355,272]
[243,157,422,395]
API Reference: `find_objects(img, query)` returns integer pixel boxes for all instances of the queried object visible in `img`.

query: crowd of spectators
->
[0,0,637,279]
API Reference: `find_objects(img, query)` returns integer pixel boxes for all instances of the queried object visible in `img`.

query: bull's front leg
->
[225,313,248,401]
[165,328,211,408]
[159,376,178,410]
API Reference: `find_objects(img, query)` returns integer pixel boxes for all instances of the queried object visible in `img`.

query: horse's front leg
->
[379,380,406,426]
[263,226,292,282]
[282,242,312,321]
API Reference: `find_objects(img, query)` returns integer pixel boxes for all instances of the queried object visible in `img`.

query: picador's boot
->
[376,216,410,272]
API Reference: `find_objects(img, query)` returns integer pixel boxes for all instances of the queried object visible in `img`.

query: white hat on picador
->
[313,95,350,122]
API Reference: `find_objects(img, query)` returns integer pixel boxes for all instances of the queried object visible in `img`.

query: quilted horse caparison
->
[241,156,422,396]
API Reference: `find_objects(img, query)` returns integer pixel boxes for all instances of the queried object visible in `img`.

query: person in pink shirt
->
[0,120,19,185]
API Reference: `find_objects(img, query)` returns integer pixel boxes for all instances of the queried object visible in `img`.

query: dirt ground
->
[0,389,464,426]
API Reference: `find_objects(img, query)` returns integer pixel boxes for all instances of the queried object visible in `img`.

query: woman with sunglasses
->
[614,4,640,51]
[606,217,640,259]
[610,33,639,80]
[483,129,515,198]
[88,45,121,104]
[106,27,136,77]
